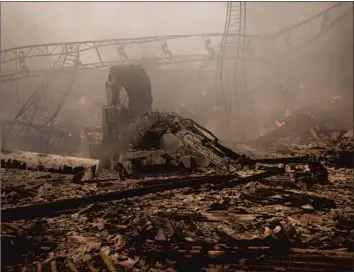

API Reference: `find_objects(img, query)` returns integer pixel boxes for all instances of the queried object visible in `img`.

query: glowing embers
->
[273,108,292,128]
[274,120,286,128]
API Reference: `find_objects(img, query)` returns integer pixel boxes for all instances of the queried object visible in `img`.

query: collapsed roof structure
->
[1,2,353,272]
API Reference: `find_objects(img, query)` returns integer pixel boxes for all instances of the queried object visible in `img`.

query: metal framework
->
[216,2,249,133]
[2,32,267,152]
[3,46,79,151]
[1,2,351,151]
[214,2,352,137]
[1,2,349,83]
[1,33,267,83]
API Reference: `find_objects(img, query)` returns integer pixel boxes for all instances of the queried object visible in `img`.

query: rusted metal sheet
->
[1,149,99,176]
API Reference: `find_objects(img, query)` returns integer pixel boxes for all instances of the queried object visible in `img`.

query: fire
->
[273,108,290,128]
[274,120,286,128]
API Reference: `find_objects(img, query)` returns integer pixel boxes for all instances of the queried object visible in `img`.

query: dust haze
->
[1,2,353,146]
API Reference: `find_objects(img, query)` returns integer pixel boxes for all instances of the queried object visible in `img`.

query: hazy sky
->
[0,2,351,137]
[1,2,334,48]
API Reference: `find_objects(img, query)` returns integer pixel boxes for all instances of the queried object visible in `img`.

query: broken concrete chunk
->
[142,154,166,166]
[180,155,192,169]
[122,161,132,176]
[161,133,183,153]
[194,156,211,167]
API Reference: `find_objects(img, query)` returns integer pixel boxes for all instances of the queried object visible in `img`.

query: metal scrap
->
[115,111,248,179]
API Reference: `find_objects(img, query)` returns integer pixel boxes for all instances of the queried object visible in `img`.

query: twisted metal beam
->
[265,2,348,39]
[1,2,350,83]
[1,33,264,83]
[1,32,267,152]
[1,2,351,153]
[216,2,250,137]
[214,2,352,131]
[3,45,80,152]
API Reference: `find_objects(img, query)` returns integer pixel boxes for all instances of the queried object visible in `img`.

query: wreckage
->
[1,65,353,271]
[2,65,250,181]
[4,64,349,181]
[1,64,351,203]
[84,65,250,179]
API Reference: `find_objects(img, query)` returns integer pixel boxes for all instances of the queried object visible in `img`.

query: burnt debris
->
[1,108,353,272]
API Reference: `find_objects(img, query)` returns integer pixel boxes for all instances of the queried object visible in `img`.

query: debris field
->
[1,112,353,272]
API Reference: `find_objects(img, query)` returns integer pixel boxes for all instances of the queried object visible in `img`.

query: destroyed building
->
[1,2,353,272]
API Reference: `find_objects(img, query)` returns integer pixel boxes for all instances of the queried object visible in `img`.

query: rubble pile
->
[1,112,353,272]
[116,111,249,179]
[246,127,354,169]
[247,93,353,152]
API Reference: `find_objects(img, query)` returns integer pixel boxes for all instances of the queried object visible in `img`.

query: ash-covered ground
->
[1,123,353,272]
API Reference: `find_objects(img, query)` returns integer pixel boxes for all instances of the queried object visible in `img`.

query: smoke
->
[0,2,353,146]
[1,2,338,47]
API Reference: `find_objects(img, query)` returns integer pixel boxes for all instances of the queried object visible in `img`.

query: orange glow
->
[274,120,286,128]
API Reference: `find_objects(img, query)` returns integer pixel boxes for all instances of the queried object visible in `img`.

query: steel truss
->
[1,2,351,151]
[1,33,265,83]
[1,32,266,152]
[1,3,350,83]
[3,47,79,151]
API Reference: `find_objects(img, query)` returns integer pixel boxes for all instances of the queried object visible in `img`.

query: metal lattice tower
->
[216,2,253,136]
[4,46,79,152]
